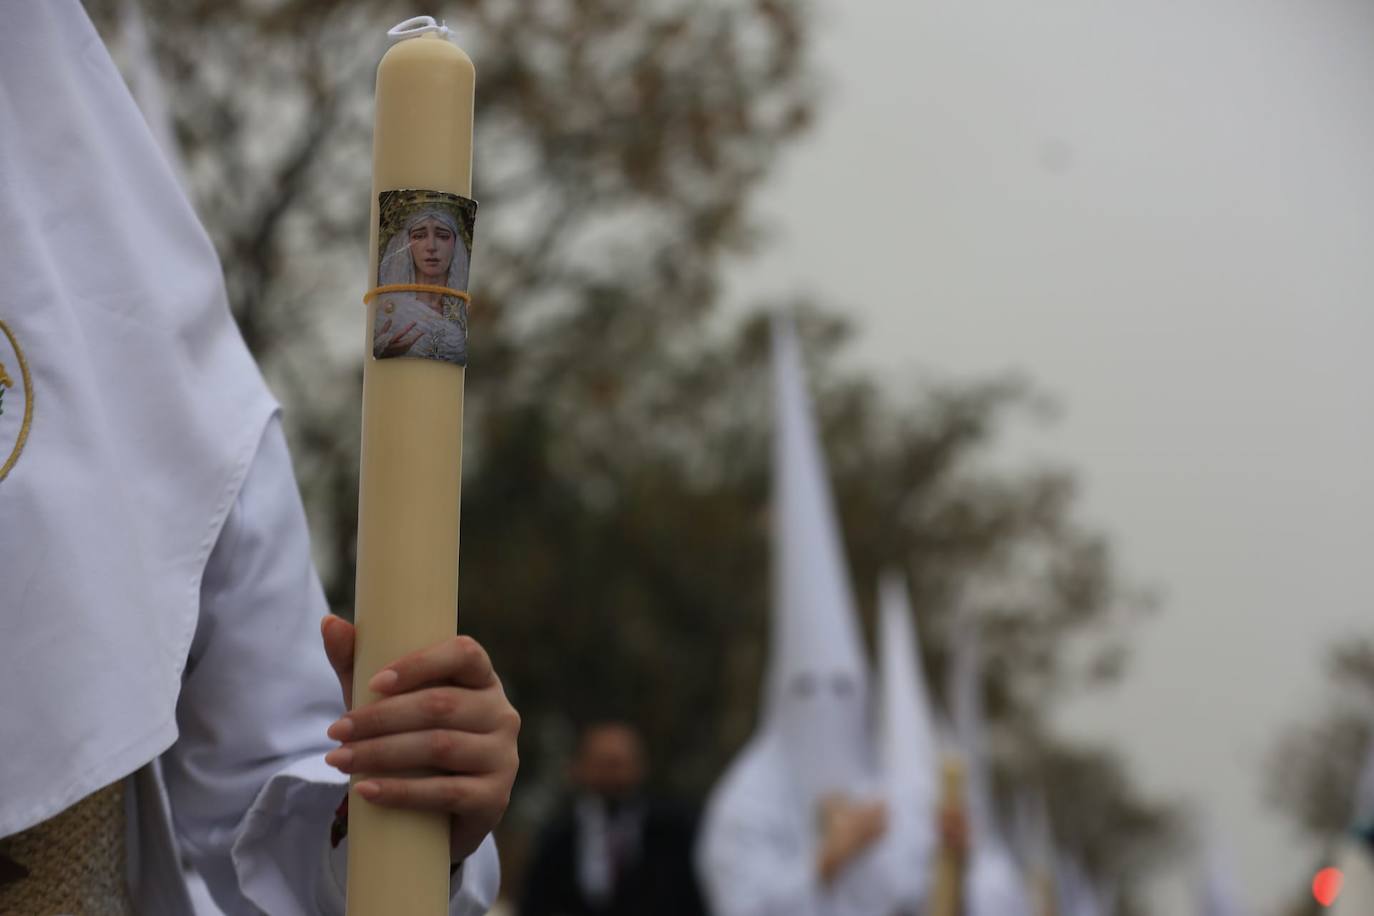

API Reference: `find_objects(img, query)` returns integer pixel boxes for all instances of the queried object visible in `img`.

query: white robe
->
[696,320,902,916]
[873,575,939,913]
[0,2,500,906]
[965,841,1032,916]
[119,415,498,914]
[1330,837,1374,916]
[696,735,900,916]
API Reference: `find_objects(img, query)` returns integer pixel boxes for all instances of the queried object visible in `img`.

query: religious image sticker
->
[0,318,33,482]
[372,189,478,367]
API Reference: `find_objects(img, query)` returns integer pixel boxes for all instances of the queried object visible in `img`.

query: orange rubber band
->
[362,283,472,305]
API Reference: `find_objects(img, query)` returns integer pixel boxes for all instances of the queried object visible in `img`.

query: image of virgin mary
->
[372,205,471,366]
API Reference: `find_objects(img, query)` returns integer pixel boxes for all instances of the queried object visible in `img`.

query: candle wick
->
[387,16,450,42]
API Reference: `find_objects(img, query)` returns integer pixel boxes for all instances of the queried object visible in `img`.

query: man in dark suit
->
[519,721,705,916]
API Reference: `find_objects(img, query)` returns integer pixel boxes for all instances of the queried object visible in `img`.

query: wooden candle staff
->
[929,757,968,916]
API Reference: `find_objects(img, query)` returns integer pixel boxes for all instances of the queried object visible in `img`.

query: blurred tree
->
[1268,638,1374,838]
[1266,638,1374,914]
[90,0,1176,908]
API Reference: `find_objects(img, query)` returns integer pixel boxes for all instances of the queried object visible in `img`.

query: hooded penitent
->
[1331,737,1374,915]
[0,0,277,838]
[1055,854,1112,916]
[875,572,939,910]
[948,617,1034,916]
[1197,833,1250,916]
[696,317,894,916]
[1008,791,1062,916]
[762,316,872,806]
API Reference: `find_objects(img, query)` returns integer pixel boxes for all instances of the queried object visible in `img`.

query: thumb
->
[321,614,356,709]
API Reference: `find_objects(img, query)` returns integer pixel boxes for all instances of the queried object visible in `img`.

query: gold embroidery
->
[0,319,33,482]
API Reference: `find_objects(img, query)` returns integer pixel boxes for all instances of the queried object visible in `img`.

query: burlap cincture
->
[0,782,135,915]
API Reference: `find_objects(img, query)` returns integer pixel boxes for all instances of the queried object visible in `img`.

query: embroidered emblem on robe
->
[0,319,33,481]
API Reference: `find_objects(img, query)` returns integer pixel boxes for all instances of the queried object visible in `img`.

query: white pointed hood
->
[761,316,873,806]
[1056,855,1110,916]
[1010,792,1062,916]
[0,0,276,836]
[875,572,939,906]
[1350,733,1374,829]
[1008,791,1053,876]
[949,614,993,839]
[695,319,899,915]
[949,615,1034,916]
[1332,836,1374,916]
[1198,835,1250,916]
[1331,736,1374,915]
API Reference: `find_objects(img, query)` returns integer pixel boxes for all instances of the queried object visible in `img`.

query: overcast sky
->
[725,0,1374,911]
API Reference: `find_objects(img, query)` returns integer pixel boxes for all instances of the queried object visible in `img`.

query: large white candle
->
[348,17,475,916]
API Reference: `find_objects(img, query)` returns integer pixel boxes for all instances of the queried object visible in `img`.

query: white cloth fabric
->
[0,3,500,910]
[697,318,897,916]
[0,0,277,838]
[1007,790,1057,913]
[1197,837,1249,916]
[1352,734,1374,826]
[965,841,1032,916]
[761,317,872,805]
[1330,837,1374,916]
[873,573,938,912]
[946,621,1033,916]
[948,618,992,843]
[697,737,895,916]
[119,419,498,914]
[1327,737,1374,915]
[1055,855,1108,916]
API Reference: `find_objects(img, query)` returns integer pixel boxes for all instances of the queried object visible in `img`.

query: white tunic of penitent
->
[695,319,901,916]
[0,2,497,912]
[948,622,1033,916]
[1331,739,1374,916]
[874,574,940,914]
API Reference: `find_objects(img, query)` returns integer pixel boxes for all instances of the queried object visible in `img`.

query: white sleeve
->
[697,810,819,916]
[825,840,904,916]
[698,811,901,916]
[696,755,820,916]
[161,414,500,915]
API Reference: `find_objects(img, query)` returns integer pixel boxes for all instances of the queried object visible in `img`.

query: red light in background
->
[1313,867,1343,907]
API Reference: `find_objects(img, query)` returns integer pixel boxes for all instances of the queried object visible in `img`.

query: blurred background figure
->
[948,619,1034,916]
[874,573,940,915]
[1327,738,1374,915]
[695,319,900,916]
[518,720,704,916]
[1056,855,1113,916]
[1197,837,1250,916]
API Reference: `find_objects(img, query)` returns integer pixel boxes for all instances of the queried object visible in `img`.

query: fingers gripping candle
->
[349,17,475,915]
